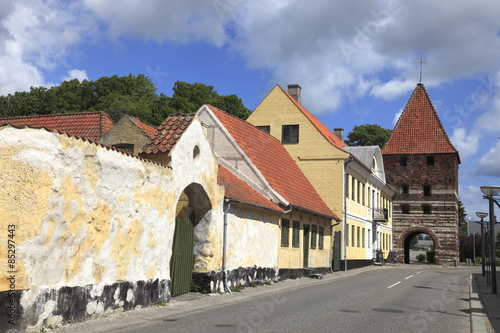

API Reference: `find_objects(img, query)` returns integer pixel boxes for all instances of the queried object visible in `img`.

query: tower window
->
[423,205,432,214]
[423,185,431,197]
[402,185,409,194]
[400,157,407,166]
[427,156,434,166]
[401,204,410,214]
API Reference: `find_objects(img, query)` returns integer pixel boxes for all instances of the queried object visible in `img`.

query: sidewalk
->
[472,267,500,332]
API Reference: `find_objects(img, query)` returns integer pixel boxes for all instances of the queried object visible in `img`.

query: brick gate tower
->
[382,83,460,265]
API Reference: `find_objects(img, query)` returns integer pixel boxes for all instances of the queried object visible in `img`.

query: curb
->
[470,274,493,332]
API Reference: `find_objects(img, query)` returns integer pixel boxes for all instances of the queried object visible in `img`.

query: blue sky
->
[1,0,500,228]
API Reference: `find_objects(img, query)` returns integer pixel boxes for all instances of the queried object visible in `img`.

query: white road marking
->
[405,275,414,280]
[388,281,401,289]
[416,271,422,275]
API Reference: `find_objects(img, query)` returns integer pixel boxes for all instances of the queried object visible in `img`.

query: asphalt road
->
[112,266,471,333]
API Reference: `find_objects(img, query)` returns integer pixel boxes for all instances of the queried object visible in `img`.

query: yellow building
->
[248,84,397,269]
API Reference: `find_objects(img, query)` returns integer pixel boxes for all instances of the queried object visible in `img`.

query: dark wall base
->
[278,267,330,280]
[1,278,170,333]
[340,260,374,271]
[193,266,278,293]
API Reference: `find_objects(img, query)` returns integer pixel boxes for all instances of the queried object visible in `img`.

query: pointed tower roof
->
[382,83,460,162]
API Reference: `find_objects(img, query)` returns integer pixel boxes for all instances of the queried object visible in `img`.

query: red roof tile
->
[218,165,284,212]
[382,83,460,160]
[129,116,157,139]
[139,113,195,154]
[0,112,114,141]
[277,85,346,152]
[208,105,339,220]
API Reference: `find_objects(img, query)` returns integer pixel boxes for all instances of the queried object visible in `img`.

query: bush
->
[426,250,435,263]
[496,249,500,258]
[417,254,426,262]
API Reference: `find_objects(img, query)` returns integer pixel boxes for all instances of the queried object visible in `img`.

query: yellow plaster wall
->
[345,218,369,259]
[277,210,332,269]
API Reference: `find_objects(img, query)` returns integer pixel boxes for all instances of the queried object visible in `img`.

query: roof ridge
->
[0,111,109,120]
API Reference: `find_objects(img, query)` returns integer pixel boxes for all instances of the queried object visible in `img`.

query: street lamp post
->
[476,212,488,276]
[480,185,500,294]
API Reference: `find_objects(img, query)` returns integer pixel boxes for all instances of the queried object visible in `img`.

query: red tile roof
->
[139,113,195,154]
[277,85,346,152]
[0,112,114,141]
[129,116,157,139]
[208,105,339,220]
[382,83,460,161]
[218,165,285,213]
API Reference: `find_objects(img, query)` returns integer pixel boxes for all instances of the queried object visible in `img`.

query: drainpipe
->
[223,199,231,293]
[343,155,354,271]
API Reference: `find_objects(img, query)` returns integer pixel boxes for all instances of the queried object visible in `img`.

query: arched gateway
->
[382,83,460,265]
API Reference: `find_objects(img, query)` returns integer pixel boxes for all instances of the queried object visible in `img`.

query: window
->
[113,143,134,154]
[423,185,431,197]
[347,175,350,199]
[282,125,299,144]
[352,178,356,202]
[311,225,317,249]
[346,224,349,246]
[402,204,410,214]
[357,181,361,203]
[402,185,409,194]
[357,226,360,247]
[292,220,300,247]
[362,184,365,206]
[368,230,371,248]
[257,125,270,134]
[362,228,365,248]
[423,205,432,215]
[281,219,290,247]
[351,225,355,247]
[193,145,200,159]
[400,156,407,166]
[318,226,324,250]
[427,156,434,166]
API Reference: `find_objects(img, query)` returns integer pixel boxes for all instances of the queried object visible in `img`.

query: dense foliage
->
[344,124,392,148]
[0,75,251,125]
[458,199,468,235]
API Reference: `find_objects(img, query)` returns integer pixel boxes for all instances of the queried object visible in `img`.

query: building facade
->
[382,83,460,265]
[248,84,396,269]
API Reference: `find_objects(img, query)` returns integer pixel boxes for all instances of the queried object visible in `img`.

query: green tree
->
[345,124,392,148]
[458,199,467,235]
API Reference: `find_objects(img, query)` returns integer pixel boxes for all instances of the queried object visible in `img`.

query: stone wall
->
[383,153,459,265]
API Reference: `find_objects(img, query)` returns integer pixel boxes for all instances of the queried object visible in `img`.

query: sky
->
[1,0,500,230]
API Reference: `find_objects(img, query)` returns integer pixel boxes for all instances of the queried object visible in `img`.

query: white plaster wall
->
[225,203,279,269]
[0,122,223,311]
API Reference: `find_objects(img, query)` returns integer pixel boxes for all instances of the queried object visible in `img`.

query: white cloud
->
[477,141,500,177]
[370,79,415,101]
[450,128,480,160]
[61,69,89,82]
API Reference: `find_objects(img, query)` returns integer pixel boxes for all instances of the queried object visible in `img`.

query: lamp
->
[476,212,488,276]
[481,185,500,294]
[481,186,500,197]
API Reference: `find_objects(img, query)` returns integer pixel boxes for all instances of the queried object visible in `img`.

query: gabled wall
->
[99,116,151,155]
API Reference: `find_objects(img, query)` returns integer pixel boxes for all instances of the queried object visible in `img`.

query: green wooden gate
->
[170,215,195,296]
[333,231,341,271]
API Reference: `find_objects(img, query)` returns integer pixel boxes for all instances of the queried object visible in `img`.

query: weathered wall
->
[0,120,223,332]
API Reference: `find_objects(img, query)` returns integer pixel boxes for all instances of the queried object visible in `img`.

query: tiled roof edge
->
[0,123,171,169]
